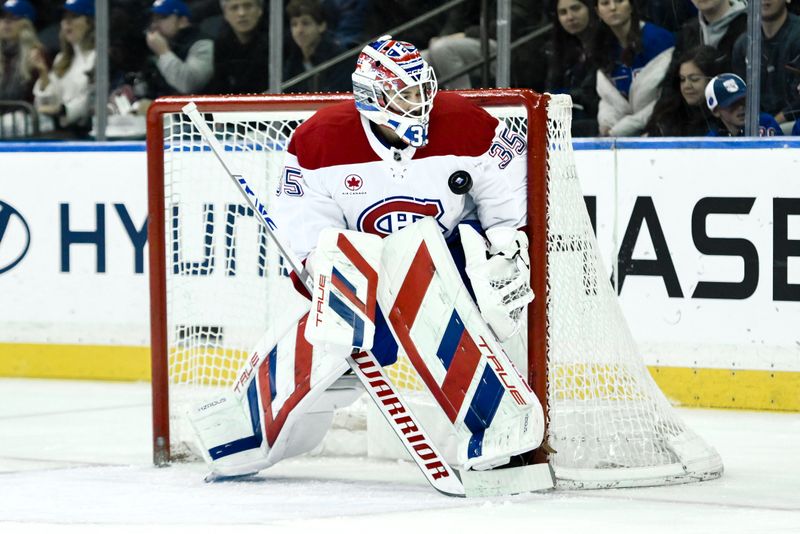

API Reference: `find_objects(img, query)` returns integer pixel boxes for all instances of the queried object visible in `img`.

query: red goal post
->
[146,89,723,489]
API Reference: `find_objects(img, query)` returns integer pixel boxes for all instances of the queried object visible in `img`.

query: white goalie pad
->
[305,228,382,351]
[187,306,361,478]
[377,217,545,471]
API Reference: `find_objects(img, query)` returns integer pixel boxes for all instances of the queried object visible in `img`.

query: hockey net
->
[147,90,723,489]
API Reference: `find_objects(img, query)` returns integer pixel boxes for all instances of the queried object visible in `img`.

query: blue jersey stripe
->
[436,310,464,370]
[463,366,504,459]
[208,379,263,459]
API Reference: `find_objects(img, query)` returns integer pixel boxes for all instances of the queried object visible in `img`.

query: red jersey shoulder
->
[417,92,499,158]
[288,101,379,170]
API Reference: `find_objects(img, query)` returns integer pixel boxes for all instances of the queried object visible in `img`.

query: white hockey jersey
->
[272,92,528,260]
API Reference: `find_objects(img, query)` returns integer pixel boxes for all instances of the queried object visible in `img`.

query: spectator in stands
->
[645,45,721,136]
[543,0,599,135]
[321,0,367,49]
[705,73,783,136]
[642,0,696,33]
[672,0,746,73]
[425,0,545,89]
[283,0,351,93]
[140,0,213,104]
[1,0,45,102]
[593,0,674,137]
[732,0,800,129]
[206,0,268,93]
[30,0,94,135]
[108,1,151,93]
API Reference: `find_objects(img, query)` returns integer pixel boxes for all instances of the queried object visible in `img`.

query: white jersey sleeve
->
[272,151,346,261]
[469,121,528,232]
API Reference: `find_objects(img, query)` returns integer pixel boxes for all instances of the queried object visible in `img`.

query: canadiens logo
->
[357,196,445,236]
[344,174,363,191]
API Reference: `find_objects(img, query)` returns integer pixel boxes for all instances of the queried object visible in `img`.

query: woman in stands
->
[0,0,44,103]
[645,46,722,137]
[592,0,674,137]
[30,0,95,136]
[544,0,599,136]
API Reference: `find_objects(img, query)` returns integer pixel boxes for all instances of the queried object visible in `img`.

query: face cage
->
[376,71,438,124]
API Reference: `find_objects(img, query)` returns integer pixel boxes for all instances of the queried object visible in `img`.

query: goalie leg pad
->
[305,228,382,352]
[378,217,544,470]
[188,312,361,477]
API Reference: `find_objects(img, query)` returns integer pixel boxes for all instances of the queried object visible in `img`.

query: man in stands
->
[705,73,783,136]
[283,0,351,93]
[206,0,267,94]
[187,36,544,484]
[140,0,213,106]
[732,0,800,130]
[673,0,747,71]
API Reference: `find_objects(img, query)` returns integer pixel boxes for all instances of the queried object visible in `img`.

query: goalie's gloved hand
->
[460,224,534,341]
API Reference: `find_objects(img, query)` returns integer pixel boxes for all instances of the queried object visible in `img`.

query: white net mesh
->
[154,93,722,487]
[542,95,721,487]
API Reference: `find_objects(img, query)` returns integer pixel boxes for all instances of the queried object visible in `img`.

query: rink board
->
[0,138,798,410]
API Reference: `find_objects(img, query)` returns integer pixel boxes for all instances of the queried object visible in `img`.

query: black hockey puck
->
[448,170,472,195]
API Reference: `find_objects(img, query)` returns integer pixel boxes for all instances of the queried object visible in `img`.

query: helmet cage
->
[376,72,437,122]
[352,38,438,147]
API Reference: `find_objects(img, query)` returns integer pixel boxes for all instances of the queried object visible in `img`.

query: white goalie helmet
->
[352,35,438,147]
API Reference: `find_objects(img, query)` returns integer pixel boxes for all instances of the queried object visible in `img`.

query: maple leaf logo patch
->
[344,174,363,191]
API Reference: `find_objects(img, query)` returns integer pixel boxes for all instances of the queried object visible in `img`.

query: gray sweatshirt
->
[700,0,748,48]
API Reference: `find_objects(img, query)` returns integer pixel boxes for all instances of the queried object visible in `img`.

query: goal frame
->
[146,89,552,467]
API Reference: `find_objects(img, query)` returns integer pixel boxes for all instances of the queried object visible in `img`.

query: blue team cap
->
[64,0,94,17]
[151,0,190,18]
[705,74,747,111]
[2,0,36,21]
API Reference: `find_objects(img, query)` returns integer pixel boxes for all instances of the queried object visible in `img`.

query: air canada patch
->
[357,196,446,236]
[344,174,363,191]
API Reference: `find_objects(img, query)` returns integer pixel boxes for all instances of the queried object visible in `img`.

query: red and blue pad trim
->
[463,366,504,458]
[208,378,264,460]
[257,315,314,447]
[210,312,317,461]
[326,233,378,349]
[388,242,504,459]
[328,279,366,348]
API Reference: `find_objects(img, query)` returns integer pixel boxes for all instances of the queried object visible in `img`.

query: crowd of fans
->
[1,0,799,138]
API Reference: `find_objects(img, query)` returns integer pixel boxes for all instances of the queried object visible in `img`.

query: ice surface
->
[0,378,798,533]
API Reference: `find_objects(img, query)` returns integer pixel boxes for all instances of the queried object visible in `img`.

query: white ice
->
[0,378,798,534]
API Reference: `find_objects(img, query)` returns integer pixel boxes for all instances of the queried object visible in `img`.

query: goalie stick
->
[181,102,466,497]
[181,102,554,497]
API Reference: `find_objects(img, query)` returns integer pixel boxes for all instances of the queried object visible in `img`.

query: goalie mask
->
[352,36,438,148]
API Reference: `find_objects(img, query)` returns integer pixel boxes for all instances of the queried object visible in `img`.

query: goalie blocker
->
[187,217,551,494]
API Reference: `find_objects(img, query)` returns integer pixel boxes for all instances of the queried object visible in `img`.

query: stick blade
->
[459,463,554,498]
